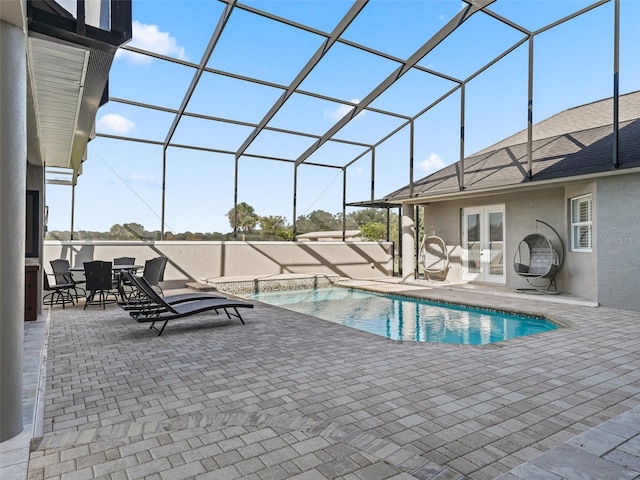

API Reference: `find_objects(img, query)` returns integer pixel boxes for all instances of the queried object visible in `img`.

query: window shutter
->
[578,198,591,223]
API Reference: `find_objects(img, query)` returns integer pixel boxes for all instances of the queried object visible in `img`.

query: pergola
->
[48,0,624,240]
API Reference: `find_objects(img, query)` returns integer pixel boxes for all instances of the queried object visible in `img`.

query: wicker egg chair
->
[514,220,564,293]
[419,230,449,281]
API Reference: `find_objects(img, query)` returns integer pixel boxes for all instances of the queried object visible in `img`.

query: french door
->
[462,205,505,284]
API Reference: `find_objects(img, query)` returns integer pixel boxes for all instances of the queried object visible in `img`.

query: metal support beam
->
[397,206,402,277]
[294,0,495,167]
[235,0,369,158]
[292,165,298,239]
[415,205,420,278]
[163,1,235,147]
[70,184,76,240]
[161,149,167,239]
[342,168,347,241]
[233,155,239,240]
[613,0,620,169]
[527,35,534,180]
[409,119,414,197]
[370,148,375,202]
[386,208,390,242]
[459,83,466,190]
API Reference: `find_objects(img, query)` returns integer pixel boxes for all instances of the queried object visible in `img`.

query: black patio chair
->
[50,259,86,300]
[83,261,119,309]
[43,271,75,308]
[142,256,168,295]
[113,257,137,299]
[113,257,135,265]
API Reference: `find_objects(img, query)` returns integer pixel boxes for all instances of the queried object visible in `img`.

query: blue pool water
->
[247,287,558,345]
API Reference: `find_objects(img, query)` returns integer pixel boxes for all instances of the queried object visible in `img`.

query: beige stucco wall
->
[596,173,640,311]
[43,240,394,287]
[563,182,598,303]
[421,185,600,300]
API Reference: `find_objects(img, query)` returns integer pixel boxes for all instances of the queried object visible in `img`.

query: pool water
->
[246,287,557,345]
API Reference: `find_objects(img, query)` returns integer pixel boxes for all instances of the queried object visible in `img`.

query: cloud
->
[96,113,134,134]
[418,152,446,175]
[127,173,161,189]
[116,20,187,65]
[325,99,366,121]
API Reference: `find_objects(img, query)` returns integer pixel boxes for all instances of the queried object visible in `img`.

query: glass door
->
[462,205,505,283]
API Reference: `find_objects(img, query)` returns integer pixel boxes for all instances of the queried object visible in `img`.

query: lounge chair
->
[122,272,253,335]
[119,271,226,317]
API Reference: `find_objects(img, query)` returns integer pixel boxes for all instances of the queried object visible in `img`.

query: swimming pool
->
[246,287,557,345]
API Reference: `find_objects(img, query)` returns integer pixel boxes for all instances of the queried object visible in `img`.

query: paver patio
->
[13,282,640,479]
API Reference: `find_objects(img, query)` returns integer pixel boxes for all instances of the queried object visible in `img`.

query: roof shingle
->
[384,91,640,202]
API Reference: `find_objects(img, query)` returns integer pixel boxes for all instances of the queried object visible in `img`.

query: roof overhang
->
[382,165,640,206]
[24,0,131,185]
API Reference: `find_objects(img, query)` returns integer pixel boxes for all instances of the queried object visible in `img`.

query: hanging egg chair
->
[514,220,564,293]
[419,229,449,281]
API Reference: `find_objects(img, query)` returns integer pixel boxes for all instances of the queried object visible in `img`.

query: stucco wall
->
[563,182,598,303]
[422,187,595,297]
[43,241,394,287]
[596,173,640,311]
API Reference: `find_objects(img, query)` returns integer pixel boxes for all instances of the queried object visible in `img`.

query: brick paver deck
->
[18,282,640,479]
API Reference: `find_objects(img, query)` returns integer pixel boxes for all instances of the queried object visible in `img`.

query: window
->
[571,194,592,252]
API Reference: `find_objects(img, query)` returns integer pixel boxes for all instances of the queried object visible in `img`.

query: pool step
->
[200,273,347,295]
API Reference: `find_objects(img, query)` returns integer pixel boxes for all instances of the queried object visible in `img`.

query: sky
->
[46,0,640,235]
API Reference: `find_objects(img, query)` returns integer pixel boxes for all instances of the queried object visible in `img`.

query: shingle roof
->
[384,91,640,202]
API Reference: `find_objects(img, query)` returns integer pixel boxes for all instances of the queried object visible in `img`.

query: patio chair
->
[514,220,564,293]
[43,271,75,308]
[50,259,86,300]
[113,257,135,265]
[419,229,449,281]
[113,257,137,299]
[142,256,168,295]
[119,271,227,317]
[83,261,119,309]
[124,273,253,336]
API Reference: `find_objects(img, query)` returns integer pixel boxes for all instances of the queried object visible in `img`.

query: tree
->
[109,224,128,240]
[347,208,387,227]
[122,222,146,240]
[295,210,340,234]
[259,215,293,240]
[360,222,386,241]
[226,202,259,234]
